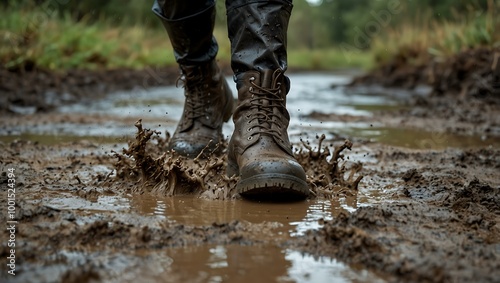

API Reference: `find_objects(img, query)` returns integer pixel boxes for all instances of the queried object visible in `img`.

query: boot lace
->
[177,72,209,120]
[247,76,286,142]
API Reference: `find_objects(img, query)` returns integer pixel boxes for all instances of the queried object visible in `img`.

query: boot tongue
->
[181,65,201,80]
[180,64,207,98]
[259,70,276,108]
[258,70,276,133]
[260,70,275,88]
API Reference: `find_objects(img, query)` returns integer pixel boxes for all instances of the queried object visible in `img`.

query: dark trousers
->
[152,0,293,74]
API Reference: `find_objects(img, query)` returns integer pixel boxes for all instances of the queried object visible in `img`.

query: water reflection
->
[285,250,385,283]
[289,200,333,237]
[151,245,385,283]
[127,195,356,237]
[157,245,290,283]
[121,194,384,282]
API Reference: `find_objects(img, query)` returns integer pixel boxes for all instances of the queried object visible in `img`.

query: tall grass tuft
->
[0,8,176,70]
[370,1,499,66]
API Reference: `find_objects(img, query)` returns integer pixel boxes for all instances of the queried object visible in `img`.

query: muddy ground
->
[1,53,499,282]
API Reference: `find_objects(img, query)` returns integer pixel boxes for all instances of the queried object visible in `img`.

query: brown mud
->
[340,47,500,138]
[1,50,500,282]
[1,66,180,114]
[350,47,500,98]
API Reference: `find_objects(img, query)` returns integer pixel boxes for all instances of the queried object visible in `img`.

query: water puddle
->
[0,133,126,145]
[149,245,385,283]
[299,122,500,149]
[3,73,494,149]
[30,190,389,282]
[16,245,384,283]
[39,193,354,236]
[128,195,349,235]
[126,194,384,282]
[339,126,500,149]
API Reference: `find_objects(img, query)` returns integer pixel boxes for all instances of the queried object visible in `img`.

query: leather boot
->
[226,0,309,199]
[153,1,234,157]
[171,60,234,157]
[227,70,309,199]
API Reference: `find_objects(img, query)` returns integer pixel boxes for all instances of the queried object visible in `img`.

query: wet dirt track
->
[1,71,499,283]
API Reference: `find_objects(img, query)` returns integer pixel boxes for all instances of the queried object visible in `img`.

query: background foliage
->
[1,0,498,70]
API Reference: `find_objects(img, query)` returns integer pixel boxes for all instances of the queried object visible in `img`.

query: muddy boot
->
[225,0,309,199]
[153,1,233,157]
[170,60,234,157]
[227,70,309,199]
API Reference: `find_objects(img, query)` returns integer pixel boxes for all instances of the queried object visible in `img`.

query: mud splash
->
[112,120,363,200]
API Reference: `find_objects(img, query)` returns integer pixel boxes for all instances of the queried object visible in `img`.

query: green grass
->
[0,9,176,70]
[370,4,499,65]
[2,3,498,72]
[3,5,497,73]
[0,8,374,71]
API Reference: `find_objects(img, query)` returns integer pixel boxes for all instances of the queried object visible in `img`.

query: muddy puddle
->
[145,245,385,283]
[20,189,386,282]
[0,133,125,145]
[2,72,499,283]
[36,194,354,235]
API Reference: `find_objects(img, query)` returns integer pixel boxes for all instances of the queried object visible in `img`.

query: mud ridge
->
[350,47,500,100]
[294,200,500,283]
[0,67,179,114]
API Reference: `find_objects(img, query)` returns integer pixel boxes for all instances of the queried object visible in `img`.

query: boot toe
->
[169,139,214,158]
[237,159,309,200]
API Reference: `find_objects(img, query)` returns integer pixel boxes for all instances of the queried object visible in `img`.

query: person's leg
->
[225,0,309,199]
[152,0,233,157]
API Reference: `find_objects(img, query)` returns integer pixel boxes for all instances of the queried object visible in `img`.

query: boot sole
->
[236,173,309,201]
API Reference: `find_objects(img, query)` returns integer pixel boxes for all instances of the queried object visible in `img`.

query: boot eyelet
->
[247,127,252,132]
[250,77,255,81]
[249,87,253,91]
[247,136,253,140]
